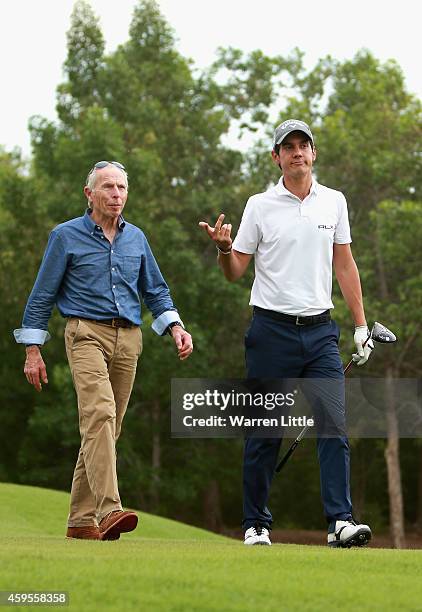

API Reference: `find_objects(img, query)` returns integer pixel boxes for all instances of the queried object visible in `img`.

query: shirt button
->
[111,250,114,253]
[112,267,115,271]
[91,232,94,235]
[116,302,120,306]
[113,285,116,289]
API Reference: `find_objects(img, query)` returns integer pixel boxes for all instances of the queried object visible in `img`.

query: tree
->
[366,200,422,547]
[0,149,54,482]
[57,0,105,126]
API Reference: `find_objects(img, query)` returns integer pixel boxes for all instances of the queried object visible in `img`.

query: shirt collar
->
[275,176,318,198]
[83,209,126,232]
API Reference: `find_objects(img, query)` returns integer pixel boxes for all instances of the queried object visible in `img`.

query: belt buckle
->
[295,316,305,326]
[111,318,118,328]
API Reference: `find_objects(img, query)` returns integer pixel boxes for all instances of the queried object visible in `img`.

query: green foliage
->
[57,0,105,125]
[304,51,421,224]
[363,200,422,375]
[211,46,303,135]
[0,150,52,482]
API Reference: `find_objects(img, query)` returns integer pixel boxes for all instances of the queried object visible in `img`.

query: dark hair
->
[273,135,314,155]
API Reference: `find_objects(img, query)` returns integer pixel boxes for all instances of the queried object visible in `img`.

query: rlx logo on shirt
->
[318,224,334,230]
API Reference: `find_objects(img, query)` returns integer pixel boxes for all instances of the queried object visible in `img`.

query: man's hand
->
[171,326,193,361]
[199,213,232,253]
[199,213,252,281]
[24,346,48,392]
[352,325,374,366]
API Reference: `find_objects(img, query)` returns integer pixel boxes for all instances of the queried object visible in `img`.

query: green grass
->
[1,483,422,611]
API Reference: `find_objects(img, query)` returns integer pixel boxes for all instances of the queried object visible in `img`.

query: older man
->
[200,120,372,548]
[14,160,193,541]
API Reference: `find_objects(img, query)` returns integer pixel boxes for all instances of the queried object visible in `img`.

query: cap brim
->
[275,128,313,146]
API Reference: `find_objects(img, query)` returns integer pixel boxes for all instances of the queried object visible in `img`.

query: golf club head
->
[370,321,397,344]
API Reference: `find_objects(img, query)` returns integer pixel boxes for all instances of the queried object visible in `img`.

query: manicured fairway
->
[1,484,421,611]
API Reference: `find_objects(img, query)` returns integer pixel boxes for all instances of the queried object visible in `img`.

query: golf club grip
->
[275,440,299,473]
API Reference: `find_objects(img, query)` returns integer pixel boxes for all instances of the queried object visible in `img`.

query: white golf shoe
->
[259,527,272,545]
[327,519,372,548]
[244,525,272,546]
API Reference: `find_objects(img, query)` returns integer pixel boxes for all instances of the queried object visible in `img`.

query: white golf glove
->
[352,325,374,366]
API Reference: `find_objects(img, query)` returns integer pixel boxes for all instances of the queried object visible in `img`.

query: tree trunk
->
[203,479,222,532]
[384,366,406,548]
[374,216,405,548]
[150,399,161,508]
[416,445,422,533]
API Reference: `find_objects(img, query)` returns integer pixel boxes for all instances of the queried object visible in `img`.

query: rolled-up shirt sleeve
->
[14,230,68,344]
[138,234,181,335]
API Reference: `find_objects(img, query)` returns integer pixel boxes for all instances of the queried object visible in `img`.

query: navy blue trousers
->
[243,310,353,531]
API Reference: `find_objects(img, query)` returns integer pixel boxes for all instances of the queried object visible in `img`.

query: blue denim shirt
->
[14,211,182,345]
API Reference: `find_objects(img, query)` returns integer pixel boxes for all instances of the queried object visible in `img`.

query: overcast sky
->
[1,0,421,157]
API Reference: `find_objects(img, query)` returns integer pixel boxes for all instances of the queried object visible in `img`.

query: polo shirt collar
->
[83,209,126,232]
[275,176,318,198]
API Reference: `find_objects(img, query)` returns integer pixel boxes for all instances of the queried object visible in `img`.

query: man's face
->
[84,165,128,221]
[272,131,316,178]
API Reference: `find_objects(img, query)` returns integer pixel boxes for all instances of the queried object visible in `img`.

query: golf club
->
[275,321,397,474]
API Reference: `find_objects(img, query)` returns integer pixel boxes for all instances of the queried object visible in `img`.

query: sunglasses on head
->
[86,161,126,185]
[93,160,125,170]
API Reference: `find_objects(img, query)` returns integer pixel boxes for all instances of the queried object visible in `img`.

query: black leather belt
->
[253,306,331,326]
[84,317,137,329]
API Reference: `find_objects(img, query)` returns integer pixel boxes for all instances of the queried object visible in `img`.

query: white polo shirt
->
[232,177,351,316]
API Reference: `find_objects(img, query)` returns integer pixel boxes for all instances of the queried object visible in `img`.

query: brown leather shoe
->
[99,510,138,541]
[66,526,100,540]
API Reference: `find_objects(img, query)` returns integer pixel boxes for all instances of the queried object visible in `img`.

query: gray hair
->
[86,164,129,191]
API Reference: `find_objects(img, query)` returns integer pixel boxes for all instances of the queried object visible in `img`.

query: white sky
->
[1,0,421,157]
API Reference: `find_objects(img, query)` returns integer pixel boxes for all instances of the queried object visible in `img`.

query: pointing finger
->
[215,214,225,231]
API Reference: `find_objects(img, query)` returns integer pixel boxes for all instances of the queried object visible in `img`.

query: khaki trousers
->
[64,318,142,527]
